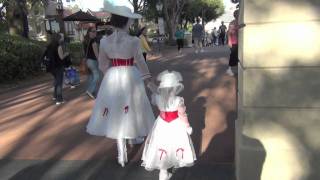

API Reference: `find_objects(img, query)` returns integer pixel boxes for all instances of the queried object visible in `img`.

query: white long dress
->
[142,95,196,170]
[86,30,155,139]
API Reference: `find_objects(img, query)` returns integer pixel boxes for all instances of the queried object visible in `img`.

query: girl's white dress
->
[142,94,196,170]
[86,30,155,139]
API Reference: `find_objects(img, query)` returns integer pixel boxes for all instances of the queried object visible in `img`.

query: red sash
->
[160,111,179,123]
[111,58,134,66]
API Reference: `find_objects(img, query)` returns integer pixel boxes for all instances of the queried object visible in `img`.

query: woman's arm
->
[141,35,152,52]
[58,46,69,60]
[134,38,152,80]
[98,40,110,74]
[92,41,99,59]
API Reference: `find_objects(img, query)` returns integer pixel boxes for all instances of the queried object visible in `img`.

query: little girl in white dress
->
[142,70,196,180]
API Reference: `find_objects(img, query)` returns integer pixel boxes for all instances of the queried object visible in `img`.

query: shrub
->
[0,34,45,83]
[67,42,84,65]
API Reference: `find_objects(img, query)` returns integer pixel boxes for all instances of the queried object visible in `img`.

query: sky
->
[63,0,132,11]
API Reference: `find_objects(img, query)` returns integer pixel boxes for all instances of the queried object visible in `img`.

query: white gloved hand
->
[186,127,193,135]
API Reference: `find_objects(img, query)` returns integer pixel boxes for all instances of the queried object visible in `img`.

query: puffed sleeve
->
[177,97,190,127]
[133,38,152,80]
[98,38,110,74]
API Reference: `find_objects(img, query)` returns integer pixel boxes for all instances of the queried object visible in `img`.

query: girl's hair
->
[84,27,96,46]
[110,14,129,28]
[49,33,62,47]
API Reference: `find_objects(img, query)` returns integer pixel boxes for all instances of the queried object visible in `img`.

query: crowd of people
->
[42,2,240,179]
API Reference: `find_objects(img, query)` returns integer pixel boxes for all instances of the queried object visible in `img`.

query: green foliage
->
[0,34,45,83]
[182,0,224,23]
[66,42,84,65]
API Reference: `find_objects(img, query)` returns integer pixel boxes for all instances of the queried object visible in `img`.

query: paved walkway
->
[0,46,236,180]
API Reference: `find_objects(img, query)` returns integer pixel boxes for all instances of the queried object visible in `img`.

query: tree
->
[0,0,47,38]
[182,0,224,28]
[162,0,187,44]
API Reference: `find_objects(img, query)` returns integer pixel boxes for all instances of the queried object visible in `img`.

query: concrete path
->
[0,46,236,180]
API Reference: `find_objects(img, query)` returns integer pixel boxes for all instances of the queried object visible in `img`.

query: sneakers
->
[226,67,234,76]
[195,50,199,54]
[159,170,172,180]
[55,100,65,105]
[200,49,204,53]
[86,91,95,99]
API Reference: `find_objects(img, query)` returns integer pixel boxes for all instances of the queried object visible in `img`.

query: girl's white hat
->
[157,70,184,90]
[103,0,142,19]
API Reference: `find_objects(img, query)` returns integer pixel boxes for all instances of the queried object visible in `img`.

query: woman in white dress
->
[86,5,155,167]
[142,71,196,180]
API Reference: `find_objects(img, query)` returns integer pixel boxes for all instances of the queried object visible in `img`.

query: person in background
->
[46,33,70,105]
[219,21,227,46]
[83,27,102,99]
[137,27,152,61]
[226,9,241,76]
[192,18,204,53]
[175,26,185,53]
[211,27,218,46]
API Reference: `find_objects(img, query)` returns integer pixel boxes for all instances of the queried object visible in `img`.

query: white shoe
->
[159,170,172,180]
[117,139,127,167]
[195,50,199,54]
[200,49,204,53]
[226,68,234,76]
[55,100,65,105]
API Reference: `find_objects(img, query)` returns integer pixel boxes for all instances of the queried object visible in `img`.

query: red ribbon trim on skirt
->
[111,58,134,66]
[160,111,179,123]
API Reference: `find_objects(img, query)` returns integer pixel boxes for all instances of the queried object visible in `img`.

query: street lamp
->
[56,0,65,34]
[155,1,163,52]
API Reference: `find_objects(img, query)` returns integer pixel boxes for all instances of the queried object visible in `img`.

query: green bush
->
[0,34,45,83]
[67,42,84,65]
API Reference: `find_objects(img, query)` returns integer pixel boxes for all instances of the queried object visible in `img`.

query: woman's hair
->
[110,14,129,28]
[49,33,62,47]
[84,27,96,45]
[136,27,146,37]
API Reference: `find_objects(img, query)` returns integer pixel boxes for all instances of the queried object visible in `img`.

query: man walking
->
[219,21,227,45]
[192,18,204,53]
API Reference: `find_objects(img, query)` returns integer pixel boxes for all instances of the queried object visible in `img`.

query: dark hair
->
[49,33,62,47]
[84,27,96,47]
[110,14,129,28]
[136,27,145,37]
[196,18,200,23]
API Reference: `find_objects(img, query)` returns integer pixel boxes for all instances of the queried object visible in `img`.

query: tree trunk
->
[6,0,29,38]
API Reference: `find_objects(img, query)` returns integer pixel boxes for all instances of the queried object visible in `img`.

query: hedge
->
[0,34,45,83]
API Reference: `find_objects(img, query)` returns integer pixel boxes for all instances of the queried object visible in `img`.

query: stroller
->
[63,56,80,88]
[64,66,80,88]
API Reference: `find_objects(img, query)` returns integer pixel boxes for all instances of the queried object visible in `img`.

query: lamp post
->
[155,0,163,52]
[56,0,65,34]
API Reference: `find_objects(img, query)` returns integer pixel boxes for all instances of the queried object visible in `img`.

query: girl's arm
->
[177,98,190,127]
[177,97,192,134]
[58,46,69,60]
